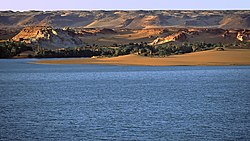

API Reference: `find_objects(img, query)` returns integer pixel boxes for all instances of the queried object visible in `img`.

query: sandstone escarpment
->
[236,30,250,42]
[12,26,83,49]
[223,29,250,42]
[150,31,187,45]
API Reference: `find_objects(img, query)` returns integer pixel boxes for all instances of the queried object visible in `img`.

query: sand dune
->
[35,49,250,66]
[1,10,249,29]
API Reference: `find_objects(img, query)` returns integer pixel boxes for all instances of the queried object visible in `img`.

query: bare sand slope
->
[35,49,250,66]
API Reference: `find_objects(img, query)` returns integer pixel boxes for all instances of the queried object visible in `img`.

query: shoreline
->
[34,48,250,66]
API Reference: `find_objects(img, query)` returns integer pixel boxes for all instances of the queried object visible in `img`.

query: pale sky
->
[0,0,249,11]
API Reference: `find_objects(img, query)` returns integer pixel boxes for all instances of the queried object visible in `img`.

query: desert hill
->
[1,10,249,46]
[0,10,249,29]
[5,25,250,49]
[12,26,82,49]
[150,28,250,45]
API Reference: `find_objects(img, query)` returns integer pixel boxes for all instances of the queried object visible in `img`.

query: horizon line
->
[1,9,250,12]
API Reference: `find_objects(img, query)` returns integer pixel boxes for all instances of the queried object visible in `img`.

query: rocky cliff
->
[12,26,83,49]
[150,28,250,45]
[150,31,187,45]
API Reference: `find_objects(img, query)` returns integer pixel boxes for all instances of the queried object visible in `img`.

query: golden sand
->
[34,48,250,66]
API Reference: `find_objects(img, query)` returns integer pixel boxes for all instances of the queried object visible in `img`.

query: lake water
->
[0,59,250,140]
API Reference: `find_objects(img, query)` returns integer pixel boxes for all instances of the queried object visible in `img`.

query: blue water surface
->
[0,59,250,140]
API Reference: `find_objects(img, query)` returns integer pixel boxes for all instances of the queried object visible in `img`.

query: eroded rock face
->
[223,29,250,42]
[150,28,250,45]
[150,31,187,45]
[236,31,250,42]
[12,26,83,49]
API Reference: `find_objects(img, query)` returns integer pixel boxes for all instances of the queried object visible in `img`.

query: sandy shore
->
[34,48,250,66]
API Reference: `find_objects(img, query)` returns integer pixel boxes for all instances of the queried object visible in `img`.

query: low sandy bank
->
[34,48,250,66]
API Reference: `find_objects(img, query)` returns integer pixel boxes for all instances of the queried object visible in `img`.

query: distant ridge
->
[0,10,249,29]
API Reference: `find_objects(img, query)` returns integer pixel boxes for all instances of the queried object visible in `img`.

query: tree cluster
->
[1,40,249,58]
[0,41,33,58]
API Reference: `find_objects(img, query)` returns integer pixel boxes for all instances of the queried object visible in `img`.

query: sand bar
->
[34,48,250,66]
